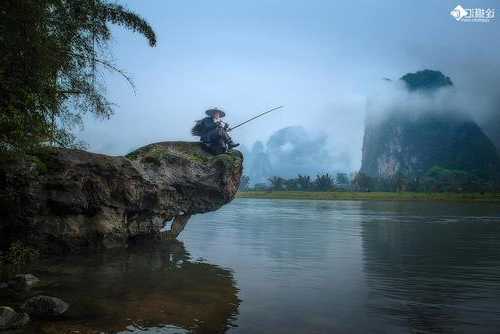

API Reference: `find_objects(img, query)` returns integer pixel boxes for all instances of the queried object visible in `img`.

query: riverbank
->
[237,191,500,202]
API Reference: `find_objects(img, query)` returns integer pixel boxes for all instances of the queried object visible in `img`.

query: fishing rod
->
[228,106,284,131]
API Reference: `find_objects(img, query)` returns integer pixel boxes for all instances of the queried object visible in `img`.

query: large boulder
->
[0,306,30,330]
[22,296,69,318]
[0,142,243,252]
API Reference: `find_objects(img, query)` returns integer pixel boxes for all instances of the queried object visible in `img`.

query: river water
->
[7,198,500,333]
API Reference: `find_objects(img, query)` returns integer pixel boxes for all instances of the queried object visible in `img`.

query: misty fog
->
[76,0,500,180]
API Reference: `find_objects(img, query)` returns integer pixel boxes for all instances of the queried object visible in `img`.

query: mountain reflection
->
[360,201,500,333]
[28,240,240,334]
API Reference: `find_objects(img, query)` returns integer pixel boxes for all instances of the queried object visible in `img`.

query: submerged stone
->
[22,295,69,318]
[12,274,40,290]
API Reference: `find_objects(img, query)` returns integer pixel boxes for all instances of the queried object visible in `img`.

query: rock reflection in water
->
[360,201,500,333]
[22,240,240,334]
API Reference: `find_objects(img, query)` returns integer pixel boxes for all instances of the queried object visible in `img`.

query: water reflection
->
[7,199,500,334]
[183,199,500,333]
[360,201,500,333]
[24,240,240,334]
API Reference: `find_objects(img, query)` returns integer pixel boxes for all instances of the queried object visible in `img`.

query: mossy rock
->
[0,141,243,252]
[126,141,242,168]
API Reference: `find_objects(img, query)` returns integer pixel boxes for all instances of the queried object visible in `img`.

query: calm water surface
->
[9,199,500,333]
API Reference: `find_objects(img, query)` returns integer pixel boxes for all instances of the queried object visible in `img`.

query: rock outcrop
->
[0,142,243,252]
[360,70,499,179]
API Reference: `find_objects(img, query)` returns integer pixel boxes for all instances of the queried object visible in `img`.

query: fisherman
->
[192,107,239,154]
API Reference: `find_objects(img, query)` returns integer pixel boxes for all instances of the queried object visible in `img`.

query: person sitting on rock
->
[191,107,239,154]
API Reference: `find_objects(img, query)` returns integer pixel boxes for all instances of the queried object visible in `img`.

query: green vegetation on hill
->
[401,69,453,91]
[242,168,500,194]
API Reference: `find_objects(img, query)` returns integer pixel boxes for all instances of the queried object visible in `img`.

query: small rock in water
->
[0,306,30,330]
[22,295,69,317]
[12,273,40,290]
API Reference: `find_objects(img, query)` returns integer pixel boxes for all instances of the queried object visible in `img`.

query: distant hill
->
[360,70,499,180]
[243,126,351,185]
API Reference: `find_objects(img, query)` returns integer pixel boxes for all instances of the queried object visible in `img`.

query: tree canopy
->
[400,69,453,92]
[0,0,156,153]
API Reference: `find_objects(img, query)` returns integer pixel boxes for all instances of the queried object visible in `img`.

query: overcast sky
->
[77,0,500,171]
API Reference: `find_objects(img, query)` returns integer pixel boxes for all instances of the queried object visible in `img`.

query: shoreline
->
[236,191,500,202]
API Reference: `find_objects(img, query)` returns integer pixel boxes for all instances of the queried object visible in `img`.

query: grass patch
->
[126,142,242,167]
[237,191,500,202]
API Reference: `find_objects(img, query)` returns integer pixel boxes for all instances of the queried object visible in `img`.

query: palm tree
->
[314,173,334,191]
[296,174,312,190]
[268,176,286,190]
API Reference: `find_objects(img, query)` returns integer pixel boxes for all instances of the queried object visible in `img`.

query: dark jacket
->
[199,117,225,143]
[200,117,219,132]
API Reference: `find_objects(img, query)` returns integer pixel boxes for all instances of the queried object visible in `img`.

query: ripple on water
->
[7,198,500,334]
